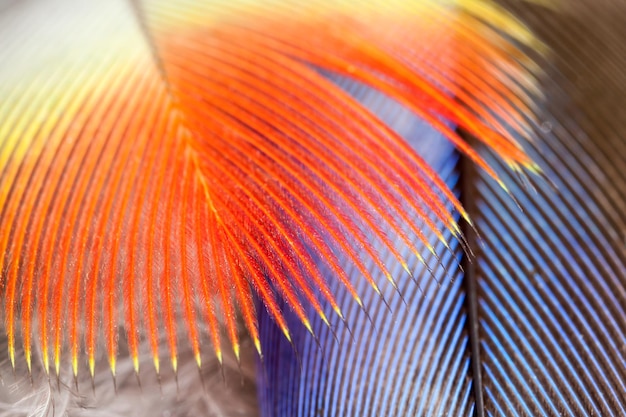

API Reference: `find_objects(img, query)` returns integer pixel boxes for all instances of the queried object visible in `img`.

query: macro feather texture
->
[0,0,624,416]
[258,2,626,417]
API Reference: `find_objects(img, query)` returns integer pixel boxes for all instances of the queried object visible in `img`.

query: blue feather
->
[256,5,626,414]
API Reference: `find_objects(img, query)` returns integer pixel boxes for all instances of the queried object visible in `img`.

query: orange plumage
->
[0,0,542,386]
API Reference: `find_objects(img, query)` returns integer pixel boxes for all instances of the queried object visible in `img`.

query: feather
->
[0,0,535,378]
[468,2,626,414]
[2,0,623,416]
[258,1,626,417]
[257,82,473,416]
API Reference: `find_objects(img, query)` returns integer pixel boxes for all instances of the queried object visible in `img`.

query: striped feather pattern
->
[257,81,474,416]
[0,0,540,387]
[256,2,626,416]
[6,1,624,417]
[471,2,626,414]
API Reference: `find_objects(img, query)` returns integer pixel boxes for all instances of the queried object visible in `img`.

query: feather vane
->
[0,0,541,386]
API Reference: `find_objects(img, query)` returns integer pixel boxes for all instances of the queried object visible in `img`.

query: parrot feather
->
[0,0,539,382]
[3,1,623,417]
[258,2,626,416]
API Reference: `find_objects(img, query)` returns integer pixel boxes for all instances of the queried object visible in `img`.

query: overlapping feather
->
[258,1,626,416]
[0,0,542,393]
[258,82,472,416]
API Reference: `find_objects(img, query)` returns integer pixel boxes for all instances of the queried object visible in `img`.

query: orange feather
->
[0,0,542,382]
